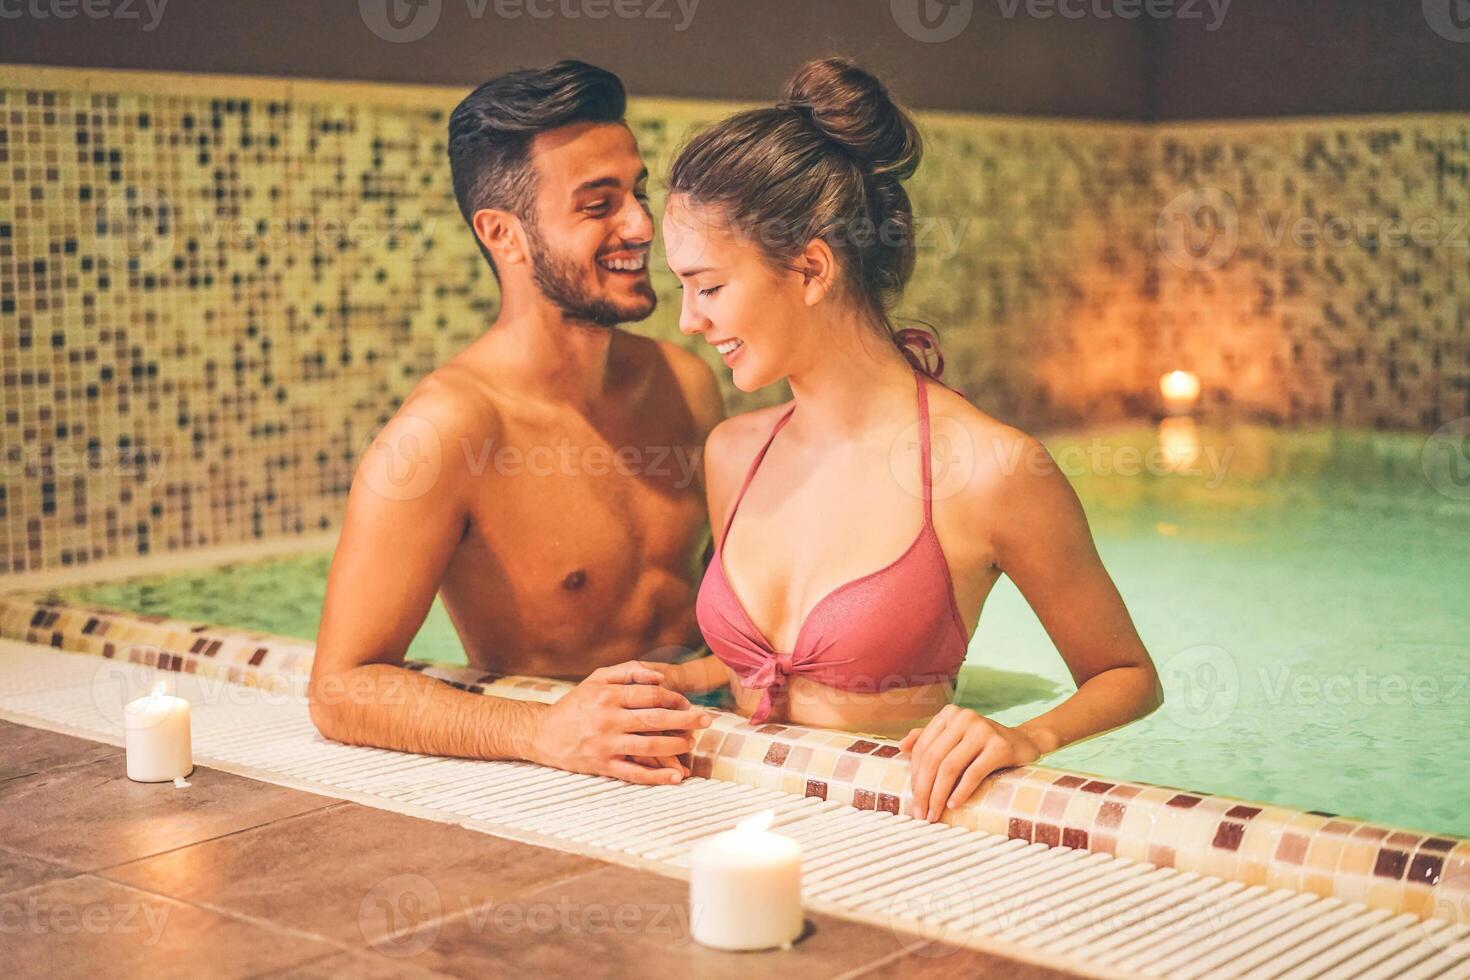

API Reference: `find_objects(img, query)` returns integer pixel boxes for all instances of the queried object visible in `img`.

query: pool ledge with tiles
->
[2,587,1467,932]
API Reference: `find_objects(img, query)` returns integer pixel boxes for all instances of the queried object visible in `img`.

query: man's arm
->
[308,389,713,781]
[308,391,538,759]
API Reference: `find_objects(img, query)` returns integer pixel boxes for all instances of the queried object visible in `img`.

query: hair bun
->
[780,58,922,181]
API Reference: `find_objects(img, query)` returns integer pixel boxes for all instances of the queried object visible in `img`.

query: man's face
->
[522,122,656,327]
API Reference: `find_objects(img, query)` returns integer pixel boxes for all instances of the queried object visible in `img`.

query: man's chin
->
[610,285,657,323]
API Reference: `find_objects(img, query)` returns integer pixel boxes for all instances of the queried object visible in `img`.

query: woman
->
[654,58,1162,821]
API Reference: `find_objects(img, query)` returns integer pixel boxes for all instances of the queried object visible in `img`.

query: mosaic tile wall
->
[1148,118,1470,429]
[1,67,1466,574]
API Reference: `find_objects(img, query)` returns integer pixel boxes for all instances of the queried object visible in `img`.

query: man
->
[308,61,724,786]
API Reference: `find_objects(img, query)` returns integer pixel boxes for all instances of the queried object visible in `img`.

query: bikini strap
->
[916,370,934,525]
[718,404,797,551]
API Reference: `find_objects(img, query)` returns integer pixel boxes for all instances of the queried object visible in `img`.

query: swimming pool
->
[52,421,1470,836]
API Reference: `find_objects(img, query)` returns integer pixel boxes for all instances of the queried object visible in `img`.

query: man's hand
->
[528,662,714,784]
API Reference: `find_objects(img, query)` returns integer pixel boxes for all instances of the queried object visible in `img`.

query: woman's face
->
[662,195,814,392]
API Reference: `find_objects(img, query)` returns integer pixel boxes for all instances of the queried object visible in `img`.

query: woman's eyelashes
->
[673,282,724,298]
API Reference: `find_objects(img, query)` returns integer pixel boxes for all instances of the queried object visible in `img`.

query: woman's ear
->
[798,237,837,307]
[472,208,527,270]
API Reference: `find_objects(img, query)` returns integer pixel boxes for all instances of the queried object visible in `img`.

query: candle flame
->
[150,681,166,698]
[736,809,774,834]
[1159,370,1201,403]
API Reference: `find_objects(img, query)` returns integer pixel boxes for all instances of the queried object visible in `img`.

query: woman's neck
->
[784,318,919,442]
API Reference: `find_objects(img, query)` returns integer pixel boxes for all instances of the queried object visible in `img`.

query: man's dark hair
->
[447,60,627,275]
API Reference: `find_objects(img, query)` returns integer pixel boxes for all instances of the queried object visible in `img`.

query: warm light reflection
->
[1160,370,1202,414]
[737,809,775,834]
[1158,416,1203,472]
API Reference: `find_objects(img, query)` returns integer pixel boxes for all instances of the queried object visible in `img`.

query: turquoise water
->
[60,423,1470,835]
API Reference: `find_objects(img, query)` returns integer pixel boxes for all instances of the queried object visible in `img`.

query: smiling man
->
[308,62,724,785]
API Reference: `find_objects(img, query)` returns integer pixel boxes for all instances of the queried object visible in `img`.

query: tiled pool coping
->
[3,589,1466,929]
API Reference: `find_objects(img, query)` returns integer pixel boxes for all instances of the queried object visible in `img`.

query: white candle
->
[690,809,803,951]
[124,681,193,782]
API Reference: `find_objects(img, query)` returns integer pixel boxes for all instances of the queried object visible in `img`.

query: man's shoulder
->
[384,363,504,465]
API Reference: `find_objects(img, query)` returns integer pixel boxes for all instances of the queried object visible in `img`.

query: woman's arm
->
[905,433,1163,821]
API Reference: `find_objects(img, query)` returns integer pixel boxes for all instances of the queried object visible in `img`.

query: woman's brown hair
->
[669,57,944,377]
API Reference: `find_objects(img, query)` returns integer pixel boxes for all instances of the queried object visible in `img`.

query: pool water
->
[58,422,1470,836]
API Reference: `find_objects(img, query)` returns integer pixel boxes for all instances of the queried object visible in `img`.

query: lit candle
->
[1159,370,1201,415]
[124,681,193,782]
[690,809,803,951]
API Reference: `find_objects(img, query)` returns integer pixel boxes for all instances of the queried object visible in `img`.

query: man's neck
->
[478,293,620,408]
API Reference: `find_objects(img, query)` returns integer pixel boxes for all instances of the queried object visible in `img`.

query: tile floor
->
[0,719,1083,979]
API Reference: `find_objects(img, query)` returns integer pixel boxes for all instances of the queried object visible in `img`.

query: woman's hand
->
[637,655,731,695]
[900,705,1044,822]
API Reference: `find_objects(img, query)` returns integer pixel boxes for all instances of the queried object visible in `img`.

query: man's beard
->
[525,222,657,328]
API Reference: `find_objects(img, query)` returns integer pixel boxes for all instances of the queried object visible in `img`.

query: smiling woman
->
[656,58,1163,818]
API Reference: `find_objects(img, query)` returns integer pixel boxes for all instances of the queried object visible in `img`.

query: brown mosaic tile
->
[877,793,900,815]
[1096,801,1126,830]
[1061,828,1089,850]
[1213,821,1246,851]
[1008,818,1034,843]
[804,780,827,801]
[1167,793,1203,808]
[1225,805,1262,820]
[853,789,875,811]
[1374,848,1409,880]
[1035,823,1061,847]
[1408,852,1444,886]
[873,745,902,759]
[1041,790,1068,820]
[1080,780,1115,794]
[846,739,879,754]
[1276,832,1309,865]
[762,743,790,767]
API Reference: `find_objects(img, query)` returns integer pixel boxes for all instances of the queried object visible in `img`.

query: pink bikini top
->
[696,369,970,723]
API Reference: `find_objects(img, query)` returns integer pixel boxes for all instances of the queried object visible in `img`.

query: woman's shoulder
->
[706,401,794,455]
[920,380,1051,500]
[703,401,794,494]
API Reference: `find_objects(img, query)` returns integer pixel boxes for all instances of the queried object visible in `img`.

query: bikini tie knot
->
[746,653,794,723]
